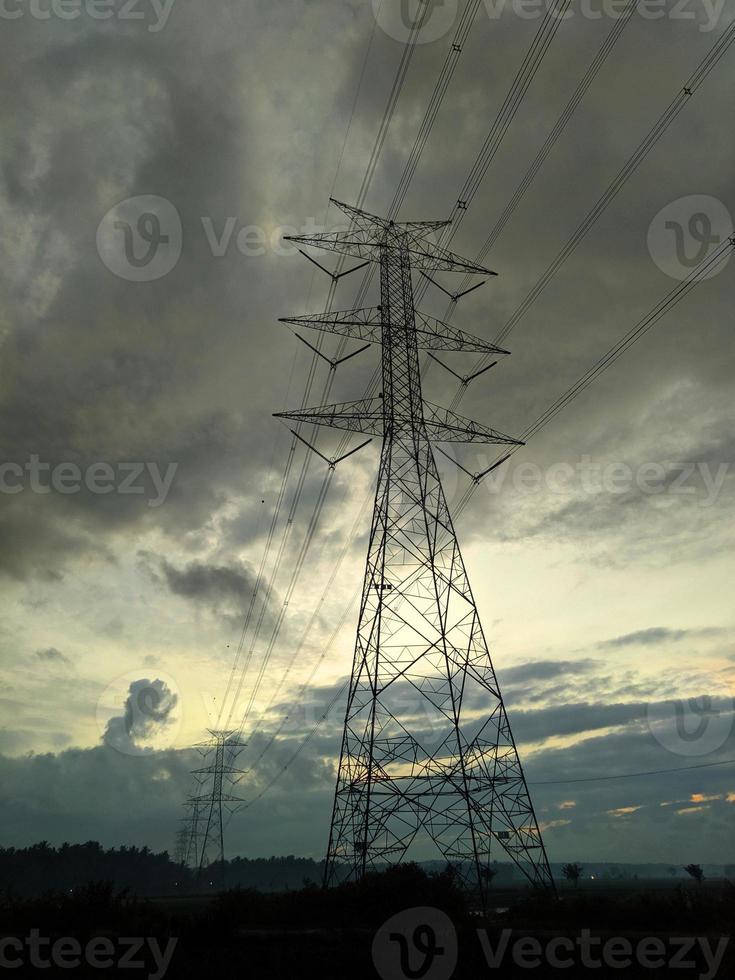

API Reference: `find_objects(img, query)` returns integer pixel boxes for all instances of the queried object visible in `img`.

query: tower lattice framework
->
[276,200,554,902]
[183,729,247,884]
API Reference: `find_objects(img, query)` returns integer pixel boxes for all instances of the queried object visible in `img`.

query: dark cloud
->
[0,509,89,582]
[34,647,71,666]
[1,3,732,583]
[598,627,723,649]
[1,689,733,862]
[498,658,598,686]
[511,696,733,744]
[162,559,254,602]
[601,627,689,648]
[0,1,733,866]
[0,744,195,851]
[160,558,263,619]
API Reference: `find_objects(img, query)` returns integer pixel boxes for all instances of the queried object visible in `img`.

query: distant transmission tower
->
[185,730,247,887]
[275,200,554,904]
[173,822,191,866]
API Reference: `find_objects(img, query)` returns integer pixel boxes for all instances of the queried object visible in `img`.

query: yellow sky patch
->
[608,805,643,817]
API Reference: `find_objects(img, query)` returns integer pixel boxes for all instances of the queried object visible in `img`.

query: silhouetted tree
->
[684,864,704,886]
[562,863,583,889]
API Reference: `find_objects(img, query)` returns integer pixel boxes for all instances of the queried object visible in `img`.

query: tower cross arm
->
[414,311,510,354]
[279,307,508,356]
[274,399,523,446]
[329,198,451,239]
[273,397,385,437]
[424,402,524,445]
[279,307,383,346]
[285,229,495,276]
[404,239,496,275]
[284,229,382,263]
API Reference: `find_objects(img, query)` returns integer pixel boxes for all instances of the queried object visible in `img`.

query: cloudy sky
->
[0,1,733,866]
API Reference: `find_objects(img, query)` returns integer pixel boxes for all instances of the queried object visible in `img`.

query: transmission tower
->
[275,199,554,905]
[185,730,247,887]
[173,822,191,866]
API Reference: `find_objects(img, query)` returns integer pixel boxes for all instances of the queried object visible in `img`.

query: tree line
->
[0,841,325,897]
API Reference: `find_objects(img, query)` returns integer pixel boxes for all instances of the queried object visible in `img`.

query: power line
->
[222,2,494,742]
[453,236,733,515]
[441,19,735,414]
[449,1,637,303]
[441,0,574,244]
[265,202,556,900]
[217,12,427,732]
[231,3,647,779]
[218,14,734,825]
[334,0,577,463]
[245,485,373,748]
[240,234,734,813]
[495,19,735,346]
[530,758,735,786]
[388,0,486,218]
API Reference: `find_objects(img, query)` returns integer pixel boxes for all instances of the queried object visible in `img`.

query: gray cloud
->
[103,677,179,754]
[598,626,723,649]
[162,559,258,608]
[511,696,733,744]
[0,0,733,868]
[498,658,598,686]
[1,688,733,862]
[34,646,71,666]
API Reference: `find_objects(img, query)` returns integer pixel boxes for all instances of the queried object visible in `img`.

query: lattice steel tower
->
[183,729,247,884]
[275,200,554,903]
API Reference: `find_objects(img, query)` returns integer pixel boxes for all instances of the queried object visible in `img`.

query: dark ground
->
[1,865,733,978]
